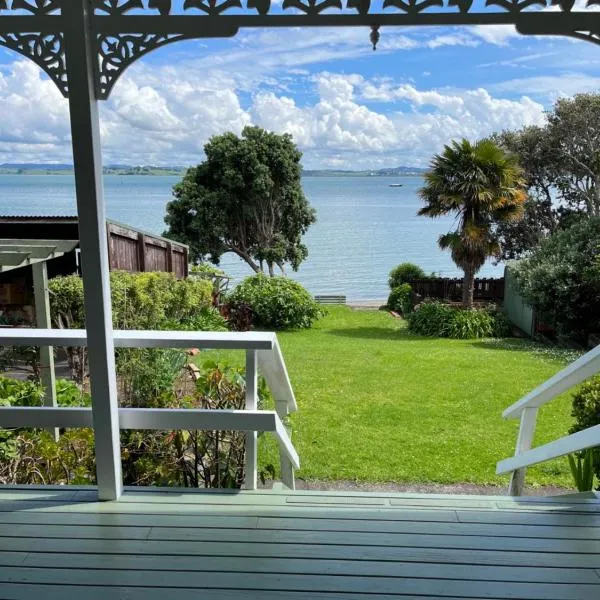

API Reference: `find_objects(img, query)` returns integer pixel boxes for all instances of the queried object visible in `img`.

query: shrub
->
[407,301,511,339]
[117,348,187,408]
[407,301,454,337]
[0,377,44,407]
[190,263,230,305]
[49,272,214,384]
[190,263,226,277]
[569,376,600,484]
[442,309,496,339]
[165,307,228,332]
[227,274,323,330]
[109,271,213,329]
[120,360,270,488]
[511,217,600,339]
[0,377,94,485]
[388,263,426,289]
[50,271,213,331]
[222,302,253,332]
[387,283,413,315]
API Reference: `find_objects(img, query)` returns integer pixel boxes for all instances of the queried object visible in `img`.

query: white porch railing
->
[496,343,600,495]
[0,329,299,495]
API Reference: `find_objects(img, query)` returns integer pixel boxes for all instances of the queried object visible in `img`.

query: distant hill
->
[0,164,186,176]
[302,166,426,177]
[0,163,426,177]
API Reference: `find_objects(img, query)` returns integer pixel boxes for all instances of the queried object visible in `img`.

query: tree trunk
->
[267,262,275,277]
[231,249,261,273]
[276,261,286,275]
[462,266,475,309]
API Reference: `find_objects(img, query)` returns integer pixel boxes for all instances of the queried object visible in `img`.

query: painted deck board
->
[0,488,598,599]
[0,552,594,584]
[0,510,599,539]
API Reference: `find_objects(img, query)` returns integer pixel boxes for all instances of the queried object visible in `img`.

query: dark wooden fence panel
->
[408,277,504,303]
[171,248,188,278]
[107,223,141,272]
[107,222,188,278]
[145,239,169,272]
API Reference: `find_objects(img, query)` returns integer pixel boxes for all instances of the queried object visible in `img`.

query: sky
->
[1,18,600,169]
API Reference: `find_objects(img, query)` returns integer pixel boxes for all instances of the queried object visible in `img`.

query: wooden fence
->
[408,277,504,303]
[107,222,188,278]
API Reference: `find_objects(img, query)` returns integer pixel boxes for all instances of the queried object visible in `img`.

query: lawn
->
[198,306,578,488]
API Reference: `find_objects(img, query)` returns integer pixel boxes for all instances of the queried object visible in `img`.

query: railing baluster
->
[244,349,258,490]
[276,399,296,490]
[508,406,538,496]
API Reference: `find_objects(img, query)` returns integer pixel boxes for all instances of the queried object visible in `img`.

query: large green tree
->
[493,127,558,261]
[164,126,316,275]
[493,93,600,260]
[547,93,600,217]
[419,138,527,308]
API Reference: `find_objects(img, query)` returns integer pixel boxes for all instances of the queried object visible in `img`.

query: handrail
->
[497,343,600,495]
[0,327,299,492]
[497,424,600,475]
[0,328,295,413]
[503,343,600,420]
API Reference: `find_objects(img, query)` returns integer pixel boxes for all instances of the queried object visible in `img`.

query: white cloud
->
[0,61,70,153]
[426,34,480,49]
[470,25,520,46]
[252,74,545,167]
[489,73,600,99]
[0,38,576,171]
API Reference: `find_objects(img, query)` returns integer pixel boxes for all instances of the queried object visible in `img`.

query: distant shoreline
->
[0,165,427,178]
[0,170,426,178]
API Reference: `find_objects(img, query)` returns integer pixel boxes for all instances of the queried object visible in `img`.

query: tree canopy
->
[548,94,600,217]
[164,126,316,275]
[494,93,600,260]
[418,138,526,307]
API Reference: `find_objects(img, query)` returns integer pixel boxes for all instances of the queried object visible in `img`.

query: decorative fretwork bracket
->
[0,0,599,99]
[0,32,68,94]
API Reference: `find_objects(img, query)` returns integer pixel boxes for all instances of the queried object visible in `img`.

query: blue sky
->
[0,20,599,168]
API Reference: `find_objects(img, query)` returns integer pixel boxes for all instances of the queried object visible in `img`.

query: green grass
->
[197,306,578,488]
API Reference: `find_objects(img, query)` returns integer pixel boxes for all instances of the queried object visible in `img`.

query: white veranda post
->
[63,0,123,501]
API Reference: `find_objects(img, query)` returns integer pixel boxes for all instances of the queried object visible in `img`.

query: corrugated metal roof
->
[0,215,188,249]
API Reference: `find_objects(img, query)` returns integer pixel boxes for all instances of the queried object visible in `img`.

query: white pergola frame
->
[0,239,78,439]
[0,0,599,500]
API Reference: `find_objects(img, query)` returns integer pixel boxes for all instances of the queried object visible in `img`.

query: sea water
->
[0,174,503,301]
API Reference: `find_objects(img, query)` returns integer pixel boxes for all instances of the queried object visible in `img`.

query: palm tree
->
[419,138,527,308]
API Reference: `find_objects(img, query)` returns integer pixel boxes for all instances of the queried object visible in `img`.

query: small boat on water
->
[389,183,403,187]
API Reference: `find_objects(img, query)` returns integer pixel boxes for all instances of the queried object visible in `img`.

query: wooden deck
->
[0,487,599,599]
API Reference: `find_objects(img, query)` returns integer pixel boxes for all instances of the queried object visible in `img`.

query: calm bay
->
[0,174,503,300]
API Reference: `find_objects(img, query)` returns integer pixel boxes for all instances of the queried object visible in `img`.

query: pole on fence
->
[244,349,258,490]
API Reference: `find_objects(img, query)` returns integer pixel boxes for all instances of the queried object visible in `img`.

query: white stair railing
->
[0,329,299,495]
[497,343,600,495]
